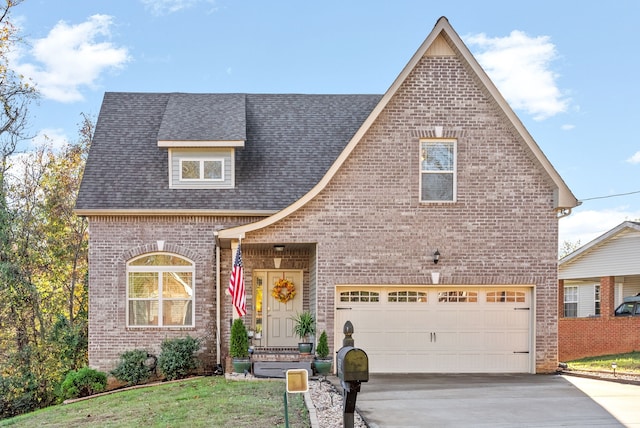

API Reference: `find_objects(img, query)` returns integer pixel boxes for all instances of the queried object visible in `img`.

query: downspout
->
[214,231,221,366]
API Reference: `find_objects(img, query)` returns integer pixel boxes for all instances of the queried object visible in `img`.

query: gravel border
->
[226,372,367,427]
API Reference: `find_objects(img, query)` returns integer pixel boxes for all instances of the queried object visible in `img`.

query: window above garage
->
[420,139,457,202]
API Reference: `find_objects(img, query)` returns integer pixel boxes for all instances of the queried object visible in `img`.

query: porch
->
[225,346,316,378]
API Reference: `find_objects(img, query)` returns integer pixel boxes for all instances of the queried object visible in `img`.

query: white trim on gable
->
[218,16,578,242]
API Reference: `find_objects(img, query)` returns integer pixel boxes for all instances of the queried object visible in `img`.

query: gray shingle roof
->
[158,93,246,141]
[76,92,382,212]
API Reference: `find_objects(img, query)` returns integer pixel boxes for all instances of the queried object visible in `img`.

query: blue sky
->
[10,0,640,248]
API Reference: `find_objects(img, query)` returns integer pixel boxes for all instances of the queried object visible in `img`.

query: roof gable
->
[559,221,640,279]
[218,16,578,241]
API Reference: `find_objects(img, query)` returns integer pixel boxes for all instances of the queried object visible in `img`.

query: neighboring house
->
[558,221,640,361]
[75,17,578,375]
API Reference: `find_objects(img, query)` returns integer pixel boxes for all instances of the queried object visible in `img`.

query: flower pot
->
[298,342,313,354]
[314,358,332,375]
[232,358,251,374]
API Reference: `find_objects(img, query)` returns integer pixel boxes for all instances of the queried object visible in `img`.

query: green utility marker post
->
[284,369,309,427]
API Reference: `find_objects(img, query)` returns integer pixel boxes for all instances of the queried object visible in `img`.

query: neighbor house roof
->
[75,93,381,214]
[558,221,640,279]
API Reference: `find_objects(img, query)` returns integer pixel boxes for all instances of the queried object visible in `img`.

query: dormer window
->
[180,158,224,181]
[168,148,235,189]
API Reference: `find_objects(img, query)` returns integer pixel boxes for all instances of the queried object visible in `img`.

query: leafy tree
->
[559,239,582,259]
[0,113,92,418]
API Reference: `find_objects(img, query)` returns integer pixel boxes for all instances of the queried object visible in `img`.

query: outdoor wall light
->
[433,249,440,264]
[274,245,285,252]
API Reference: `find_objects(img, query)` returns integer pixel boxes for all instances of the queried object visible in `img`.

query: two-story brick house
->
[75,17,577,374]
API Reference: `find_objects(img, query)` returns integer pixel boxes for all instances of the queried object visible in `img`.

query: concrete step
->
[253,361,312,378]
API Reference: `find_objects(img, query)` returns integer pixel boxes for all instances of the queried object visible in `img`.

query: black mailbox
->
[336,346,369,383]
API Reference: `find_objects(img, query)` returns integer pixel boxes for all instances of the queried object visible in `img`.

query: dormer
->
[157,93,246,189]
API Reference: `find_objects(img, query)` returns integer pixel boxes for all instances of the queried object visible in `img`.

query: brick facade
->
[559,276,640,361]
[87,34,564,374]
[233,55,560,373]
[87,216,257,373]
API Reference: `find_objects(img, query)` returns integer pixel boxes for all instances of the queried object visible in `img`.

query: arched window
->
[127,253,195,327]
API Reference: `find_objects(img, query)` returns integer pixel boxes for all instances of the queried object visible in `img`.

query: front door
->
[254,270,303,347]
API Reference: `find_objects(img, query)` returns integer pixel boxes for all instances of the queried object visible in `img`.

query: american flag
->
[228,244,246,317]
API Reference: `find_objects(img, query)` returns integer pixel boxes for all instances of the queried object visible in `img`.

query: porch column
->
[600,276,616,318]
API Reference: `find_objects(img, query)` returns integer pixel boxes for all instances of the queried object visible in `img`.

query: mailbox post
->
[336,322,368,428]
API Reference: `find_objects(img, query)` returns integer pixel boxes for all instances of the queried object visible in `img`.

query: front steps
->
[250,347,314,378]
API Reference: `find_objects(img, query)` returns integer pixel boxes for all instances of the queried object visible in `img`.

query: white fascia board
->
[158,140,245,148]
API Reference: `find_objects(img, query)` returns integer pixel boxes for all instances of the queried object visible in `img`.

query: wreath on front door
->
[272,277,296,304]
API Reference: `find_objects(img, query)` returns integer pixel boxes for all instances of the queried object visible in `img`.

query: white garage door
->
[335,287,532,373]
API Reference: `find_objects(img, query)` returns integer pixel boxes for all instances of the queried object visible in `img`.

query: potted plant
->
[292,311,315,354]
[314,330,332,375]
[230,318,251,373]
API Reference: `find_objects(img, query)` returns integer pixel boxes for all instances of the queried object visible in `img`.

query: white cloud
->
[141,0,217,15]
[626,151,640,164]
[465,30,570,121]
[559,207,640,247]
[15,15,130,103]
[561,124,575,131]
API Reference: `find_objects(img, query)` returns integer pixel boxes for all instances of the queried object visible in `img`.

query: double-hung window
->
[127,253,195,327]
[180,158,224,181]
[420,140,456,202]
[563,286,578,318]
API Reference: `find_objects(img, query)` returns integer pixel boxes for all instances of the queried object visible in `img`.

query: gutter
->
[214,231,221,366]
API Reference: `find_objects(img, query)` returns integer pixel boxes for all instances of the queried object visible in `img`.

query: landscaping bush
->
[110,349,155,386]
[59,367,107,400]
[158,336,201,381]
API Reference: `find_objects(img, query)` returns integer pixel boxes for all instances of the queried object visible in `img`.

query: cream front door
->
[254,270,303,347]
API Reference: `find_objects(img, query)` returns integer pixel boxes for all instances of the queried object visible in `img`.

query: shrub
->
[158,336,201,381]
[316,330,330,359]
[110,349,155,386]
[230,318,249,358]
[59,367,107,400]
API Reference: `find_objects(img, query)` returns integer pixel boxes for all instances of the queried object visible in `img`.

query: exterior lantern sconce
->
[433,249,440,264]
[273,245,285,269]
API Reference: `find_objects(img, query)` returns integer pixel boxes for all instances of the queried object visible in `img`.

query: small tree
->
[316,331,329,359]
[230,318,249,359]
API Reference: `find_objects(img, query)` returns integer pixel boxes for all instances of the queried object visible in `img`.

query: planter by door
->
[314,359,332,375]
[298,342,313,354]
[232,358,251,374]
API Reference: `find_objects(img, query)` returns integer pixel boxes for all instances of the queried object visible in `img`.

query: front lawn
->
[0,377,309,427]
[567,351,640,373]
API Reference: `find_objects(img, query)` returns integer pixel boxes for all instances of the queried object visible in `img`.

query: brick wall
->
[559,276,640,361]
[241,55,561,373]
[559,317,640,361]
[87,215,258,373]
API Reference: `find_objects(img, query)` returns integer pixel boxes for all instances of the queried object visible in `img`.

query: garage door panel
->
[459,310,483,328]
[335,287,532,373]
[407,331,431,350]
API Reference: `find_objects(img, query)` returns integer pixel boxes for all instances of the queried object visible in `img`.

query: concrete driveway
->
[351,373,640,427]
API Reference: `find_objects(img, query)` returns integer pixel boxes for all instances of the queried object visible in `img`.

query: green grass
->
[0,377,310,427]
[568,351,640,373]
